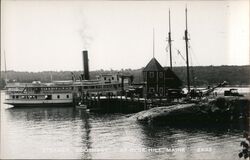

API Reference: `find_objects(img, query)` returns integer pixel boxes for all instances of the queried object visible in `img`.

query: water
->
[0,91,247,159]
[182,86,250,96]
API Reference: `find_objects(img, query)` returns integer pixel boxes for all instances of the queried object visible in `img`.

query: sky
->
[1,0,249,72]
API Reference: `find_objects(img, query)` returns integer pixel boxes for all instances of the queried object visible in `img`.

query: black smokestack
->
[82,50,90,80]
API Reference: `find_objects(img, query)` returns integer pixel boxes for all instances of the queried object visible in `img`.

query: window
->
[112,77,114,80]
[57,95,60,99]
[159,72,163,78]
[66,95,69,98]
[159,87,163,93]
[149,87,155,93]
[150,72,154,78]
[104,77,106,80]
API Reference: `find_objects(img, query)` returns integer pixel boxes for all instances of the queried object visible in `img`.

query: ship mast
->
[184,7,191,93]
[168,9,173,69]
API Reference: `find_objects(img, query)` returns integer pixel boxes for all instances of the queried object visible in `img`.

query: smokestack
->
[82,50,90,80]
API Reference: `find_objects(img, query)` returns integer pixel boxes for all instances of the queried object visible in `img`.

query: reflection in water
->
[139,123,243,159]
[78,109,92,159]
[0,95,246,159]
[6,107,76,121]
[2,107,85,159]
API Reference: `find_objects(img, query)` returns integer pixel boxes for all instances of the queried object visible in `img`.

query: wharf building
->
[143,58,182,98]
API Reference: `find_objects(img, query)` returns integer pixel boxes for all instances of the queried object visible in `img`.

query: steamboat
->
[4,50,130,108]
[4,81,74,107]
[4,73,130,107]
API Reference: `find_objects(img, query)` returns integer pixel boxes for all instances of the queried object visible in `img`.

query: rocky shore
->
[131,97,250,126]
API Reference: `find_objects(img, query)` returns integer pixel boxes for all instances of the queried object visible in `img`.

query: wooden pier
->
[75,93,181,113]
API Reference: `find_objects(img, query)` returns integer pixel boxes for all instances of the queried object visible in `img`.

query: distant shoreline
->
[1,64,250,73]
[1,65,250,89]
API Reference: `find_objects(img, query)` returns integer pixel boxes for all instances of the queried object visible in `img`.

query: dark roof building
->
[142,58,182,97]
[143,58,164,72]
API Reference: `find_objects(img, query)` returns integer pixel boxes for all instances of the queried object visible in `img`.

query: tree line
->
[0,65,249,89]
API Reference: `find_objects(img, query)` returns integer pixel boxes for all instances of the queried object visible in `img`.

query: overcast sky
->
[1,0,249,72]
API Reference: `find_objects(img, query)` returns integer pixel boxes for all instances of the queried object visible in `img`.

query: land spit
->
[131,97,250,127]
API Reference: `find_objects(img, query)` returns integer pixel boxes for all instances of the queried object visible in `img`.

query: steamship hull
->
[4,99,74,108]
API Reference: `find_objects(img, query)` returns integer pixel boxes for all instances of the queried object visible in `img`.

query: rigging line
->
[165,43,169,53]
[187,42,200,87]
[178,52,186,66]
[4,50,8,83]
[188,41,200,66]
[189,52,196,87]
[175,48,186,63]
[165,44,169,66]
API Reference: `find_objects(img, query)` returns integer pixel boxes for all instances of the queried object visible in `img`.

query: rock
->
[131,103,195,122]
[131,97,250,125]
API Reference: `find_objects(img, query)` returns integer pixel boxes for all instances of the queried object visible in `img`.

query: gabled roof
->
[143,58,164,72]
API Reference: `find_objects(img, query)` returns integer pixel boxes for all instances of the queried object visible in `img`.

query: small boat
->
[75,103,87,109]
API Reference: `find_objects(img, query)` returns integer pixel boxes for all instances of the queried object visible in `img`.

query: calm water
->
[0,91,247,159]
